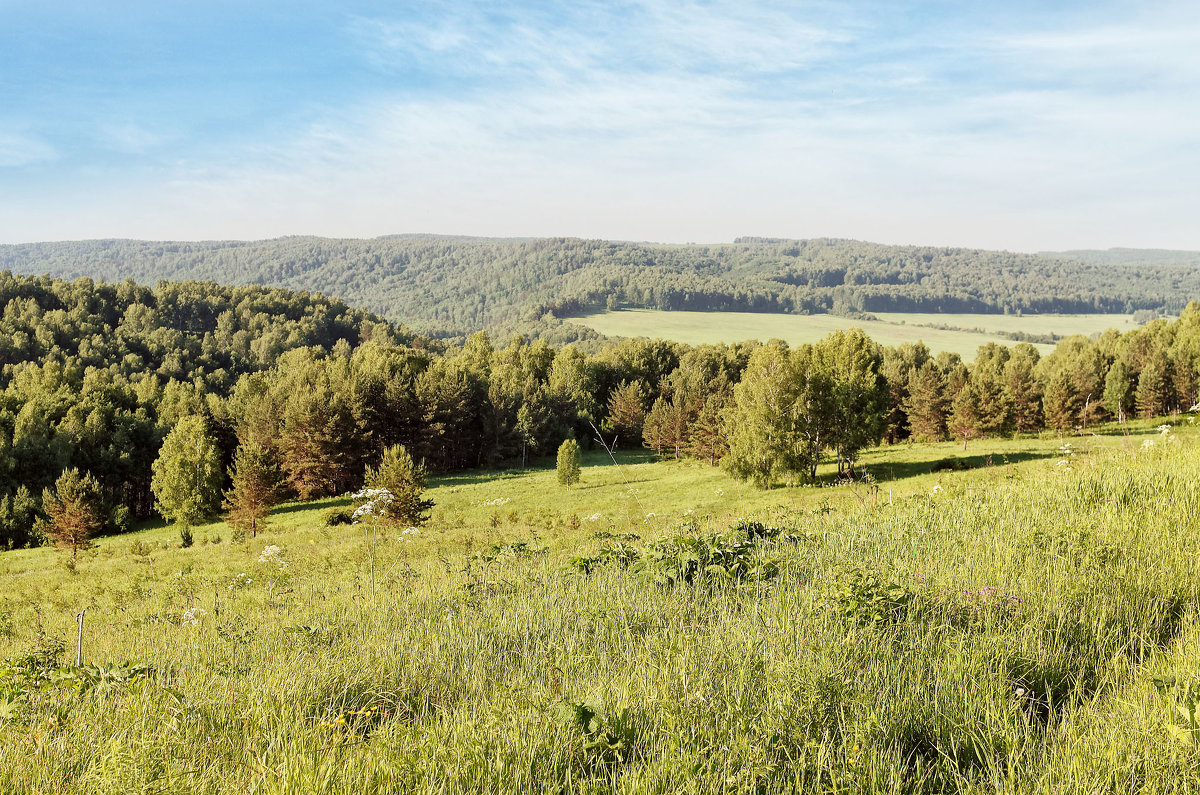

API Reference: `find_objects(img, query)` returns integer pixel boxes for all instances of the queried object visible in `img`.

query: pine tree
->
[686,394,729,465]
[603,380,648,448]
[903,362,947,441]
[364,444,433,526]
[1136,353,1169,419]
[949,383,982,450]
[641,397,672,457]
[41,468,104,559]
[223,441,281,538]
[151,415,222,528]
[1003,346,1043,433]
[556,439,582,490]
[1042,370,1077,436]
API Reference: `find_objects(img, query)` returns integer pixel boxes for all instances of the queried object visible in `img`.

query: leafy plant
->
[835,569,913,626]
[556,699,638,772]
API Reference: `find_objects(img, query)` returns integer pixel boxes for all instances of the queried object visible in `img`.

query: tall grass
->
[1,428,1199,792]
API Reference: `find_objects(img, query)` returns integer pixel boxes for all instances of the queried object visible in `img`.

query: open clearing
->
[4,419,1199,791]
[566,310,1138,358]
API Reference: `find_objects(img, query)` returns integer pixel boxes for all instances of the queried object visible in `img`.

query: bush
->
[323,507,354,526]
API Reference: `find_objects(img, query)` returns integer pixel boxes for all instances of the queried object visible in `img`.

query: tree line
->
[4,236,1196,343]
[2,271,1198,549]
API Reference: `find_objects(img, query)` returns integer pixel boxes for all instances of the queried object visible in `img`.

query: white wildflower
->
[714,488,724,497]
[349,488,395,522]
[1142,438,1155,449]
[398,527,421,544]
[930,484,942,495]
[228,572,252,591]
[180,607,206,627]
[1157,424,1171,436]
[257,545,288,569]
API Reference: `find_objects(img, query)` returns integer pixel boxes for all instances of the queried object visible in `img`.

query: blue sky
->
[1,0,1197,249]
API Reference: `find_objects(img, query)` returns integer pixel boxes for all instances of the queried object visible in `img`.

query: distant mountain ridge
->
[3,236,1198,341]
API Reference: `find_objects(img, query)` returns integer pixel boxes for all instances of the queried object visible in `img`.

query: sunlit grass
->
[1,416,1198,793]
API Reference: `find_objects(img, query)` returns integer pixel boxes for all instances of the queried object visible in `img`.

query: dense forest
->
[1045,248,1200,267]
[4,236,1198,341]
[3,271,1199,550]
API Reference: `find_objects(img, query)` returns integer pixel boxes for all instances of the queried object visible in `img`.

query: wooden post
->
[75,608,86,667]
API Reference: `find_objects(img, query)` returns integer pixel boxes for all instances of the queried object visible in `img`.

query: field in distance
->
[566,309,1138,357]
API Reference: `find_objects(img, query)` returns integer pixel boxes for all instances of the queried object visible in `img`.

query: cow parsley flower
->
[180,607,207,627]
[257,545,288,569]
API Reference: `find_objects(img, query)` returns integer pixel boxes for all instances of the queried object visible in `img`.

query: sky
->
[1,0,1197,251]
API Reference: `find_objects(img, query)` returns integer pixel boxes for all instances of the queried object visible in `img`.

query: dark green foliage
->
[322,508,354,526]
[363,444,433,527]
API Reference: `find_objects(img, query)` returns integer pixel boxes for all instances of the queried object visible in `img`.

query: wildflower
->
[714,488,724,497]
[257,545,288,568]
[398,526,421,544]
[930,484,942,495]
[1142,438,1155,449]
[180,607,207,627]
[349,488,395,522]
[1157,424,1171,435]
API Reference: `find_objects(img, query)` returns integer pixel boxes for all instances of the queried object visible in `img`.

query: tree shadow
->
[858,449,1061,484]
[270,496,348,516]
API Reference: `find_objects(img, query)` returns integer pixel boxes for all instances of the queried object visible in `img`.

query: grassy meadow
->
[3,418,1200,792]
[565,310,1139,358]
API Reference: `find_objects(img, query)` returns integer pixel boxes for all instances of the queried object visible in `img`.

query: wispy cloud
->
[1,1,1198,249]
[0,130,56,168]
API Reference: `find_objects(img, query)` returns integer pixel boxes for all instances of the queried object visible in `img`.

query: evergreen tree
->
[603,380,648,448]
[151,415,222,528]
[1003,345,1043,433]
[223,440,281,538]
[363,444,433,526]
[686,394,729,465]
[1136,352,1170,419]
[949,383,982,450]
[641,397,672,457]
[556,439,581,490]
[903,362,947,441]
[1042,370,1077,436]
[41,468,103,559]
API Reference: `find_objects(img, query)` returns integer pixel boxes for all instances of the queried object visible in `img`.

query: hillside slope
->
[4,236,1197,339]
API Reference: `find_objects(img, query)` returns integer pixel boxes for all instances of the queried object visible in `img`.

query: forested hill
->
[1042,248,1200,267]
[3,236,1197,340]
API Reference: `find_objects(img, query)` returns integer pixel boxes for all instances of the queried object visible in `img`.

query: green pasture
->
[2,417,1199,792]
[566,309,1139,358]
[871,311,1139,338]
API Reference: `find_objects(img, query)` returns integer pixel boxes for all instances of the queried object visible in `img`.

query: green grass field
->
[871,312,1140,338]
[566,310,1138,358]
[2,417,1199,793]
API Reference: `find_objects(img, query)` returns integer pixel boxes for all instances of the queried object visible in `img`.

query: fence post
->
[75,608,86,666]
